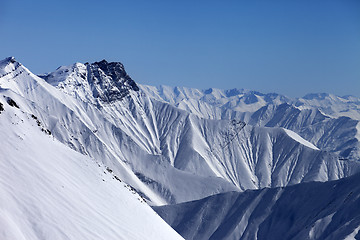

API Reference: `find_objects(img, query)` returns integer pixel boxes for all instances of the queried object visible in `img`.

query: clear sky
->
[1,0,359,97]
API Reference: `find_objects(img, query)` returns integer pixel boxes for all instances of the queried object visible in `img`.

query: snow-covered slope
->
[140,85,360,160]
[140,85,360,120]
[0,89,183,240]
[139,85,291,120]
[296,93,360,119]
[154,173,360,240]
[283,128,319,150]
[249,103,360,160]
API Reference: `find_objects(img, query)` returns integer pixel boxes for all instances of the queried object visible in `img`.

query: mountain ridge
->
[154,172,360,240]
[141,84,360,160]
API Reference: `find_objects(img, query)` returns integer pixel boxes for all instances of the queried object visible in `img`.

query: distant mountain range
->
[141,85,360,160]
[1,57,359,239]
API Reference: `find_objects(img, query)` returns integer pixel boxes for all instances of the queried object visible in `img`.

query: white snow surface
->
[0,91,183,240]
[283,128,319,150]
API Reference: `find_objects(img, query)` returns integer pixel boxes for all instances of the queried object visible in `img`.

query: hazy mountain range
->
[1,57,359,239]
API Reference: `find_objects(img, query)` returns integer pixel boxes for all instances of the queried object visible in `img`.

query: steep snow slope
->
[206,124,360,190]
[141,85,360,160]
[0,90,183,240]
[283,128,319,150]
[248,103,360,160]
[154,173,360,240]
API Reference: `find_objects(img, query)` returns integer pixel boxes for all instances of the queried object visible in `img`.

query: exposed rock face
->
[41,59,139,104]
[86,60,139,103]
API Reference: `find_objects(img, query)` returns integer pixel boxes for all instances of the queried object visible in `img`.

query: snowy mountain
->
[154,173,360,240]
[140,85,360,120]
[39,59,360,201]
[140,85,360,160]
[297,93,360,119]
[1,56,360,239]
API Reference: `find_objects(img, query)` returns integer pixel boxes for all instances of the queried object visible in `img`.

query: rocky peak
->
[1,56,17,64]
[86,60,139,103]
[0,57,19,72]
[40,59,139,104]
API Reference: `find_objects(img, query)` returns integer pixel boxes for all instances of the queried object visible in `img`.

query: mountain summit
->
[0,57,23,78]
[87,59,139,102]
[41,59,139,103]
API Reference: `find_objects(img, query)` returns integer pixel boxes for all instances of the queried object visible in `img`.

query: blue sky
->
[1,0,359,97]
